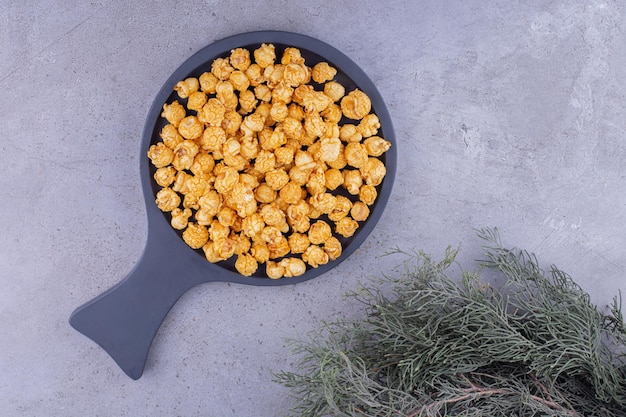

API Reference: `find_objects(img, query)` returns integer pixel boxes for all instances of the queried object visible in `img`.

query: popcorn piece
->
[286,200,311,233]
[214,166,239,194]
[241,212,265,239]
[283,63,309,87]
[268,235,290,259]
[302,245,329,268]
[323,81,345,102]
[324,236,342,261]
[265,168,290,191]
[174,77,199,99]
[328,195,352,222]
[230,48,251,71]
[266,261,285,279]
[342,169,363,195]
[154,166,177,187]
[189,152,215,176]
[155,187,180,212]
[279,181,303,205]
[171,208,192,230]
[311,62,337,84]
[251,242,270,263]
[279,257,306,277]
[281,47,305,65]
[160,124,184,149]
[339,124,362,143]
[235,253,258,277]
[317,137,342,163]
[360,157,387,186]
[255,183,277,204]
[221,110,242,135]
[324,168,344,191]
[199,71,219,94]
[211,57,234,80]
[187,91,208,112]
[172,140,199,171]
[363,136,391,157]
[335,217,359,238]
[288,233,311,254]
[308,220,332,245]
[254,43,276,68]
[309,192,336,215]
[341,89,371,120]
[350,201,370,222]
[178,116,204,140]
[182,222,209,249]
[321,103,342,123]
[238,89,258,115]
[148,142,174,168]
[270,101,289,123]
[209,219,230,241]
[245,63,264,86]
[161,100,186,127]
[357,114,380,138]
[213,237,236,260]
[201,98,226,127]
[344,142,369,169]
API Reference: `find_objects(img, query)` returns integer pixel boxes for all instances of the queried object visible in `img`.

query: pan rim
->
[139,30,397,285]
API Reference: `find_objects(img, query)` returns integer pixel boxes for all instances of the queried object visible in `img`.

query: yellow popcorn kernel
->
[335,217,359,238]
[311,62,337,84]
[161,100,186,127]
[341,89,371,120]
[171,208,193,230]
[281,47,305,65]
[182,222,209,249]
[159,124,184,149]
[323,81,345,102]
[279,257,306,277]
[254,43,276,68]
[155,187,181,212]
[288,233,311,254]
[357,113,380,138]
[266,261,285,279]
[199,71,219,94]
[177,116,204,140]
[154,166,177,187]
[235,253,258,277]
[187,91,208,112]
[360,157,387,186]
[148,142,174,168]
[343,169,363,195]
[229,47,251,71]
[363,136,391,157]
[174,77,199,99]
[324,236,342,261]
[302,245,329,268]
[308,220,332,245]
[211,57,234,80]
[328,195,352,222]
[350,201,370,222]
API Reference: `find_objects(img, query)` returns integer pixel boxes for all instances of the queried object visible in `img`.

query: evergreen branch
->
[275,228,626,416]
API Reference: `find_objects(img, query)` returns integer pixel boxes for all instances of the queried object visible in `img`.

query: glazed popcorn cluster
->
[148,43,391,278]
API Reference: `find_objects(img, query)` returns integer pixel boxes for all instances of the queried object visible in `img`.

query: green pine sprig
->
[274,228,626,416]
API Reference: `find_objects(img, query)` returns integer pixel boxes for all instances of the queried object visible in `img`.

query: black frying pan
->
[69,31,396,380]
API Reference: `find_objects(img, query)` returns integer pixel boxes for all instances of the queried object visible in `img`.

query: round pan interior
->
[140,30,397,286]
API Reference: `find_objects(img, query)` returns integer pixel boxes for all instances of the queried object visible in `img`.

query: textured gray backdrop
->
[1,1,625,416]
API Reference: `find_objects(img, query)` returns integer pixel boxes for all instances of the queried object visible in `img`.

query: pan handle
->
[69,227,208,380]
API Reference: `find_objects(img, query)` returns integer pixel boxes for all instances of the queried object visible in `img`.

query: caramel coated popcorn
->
[147,43,391,278]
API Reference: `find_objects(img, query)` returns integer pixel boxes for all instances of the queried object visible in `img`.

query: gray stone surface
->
[1,1,625,416]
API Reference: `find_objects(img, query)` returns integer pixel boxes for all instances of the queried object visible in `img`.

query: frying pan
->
[69,31,396,380]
